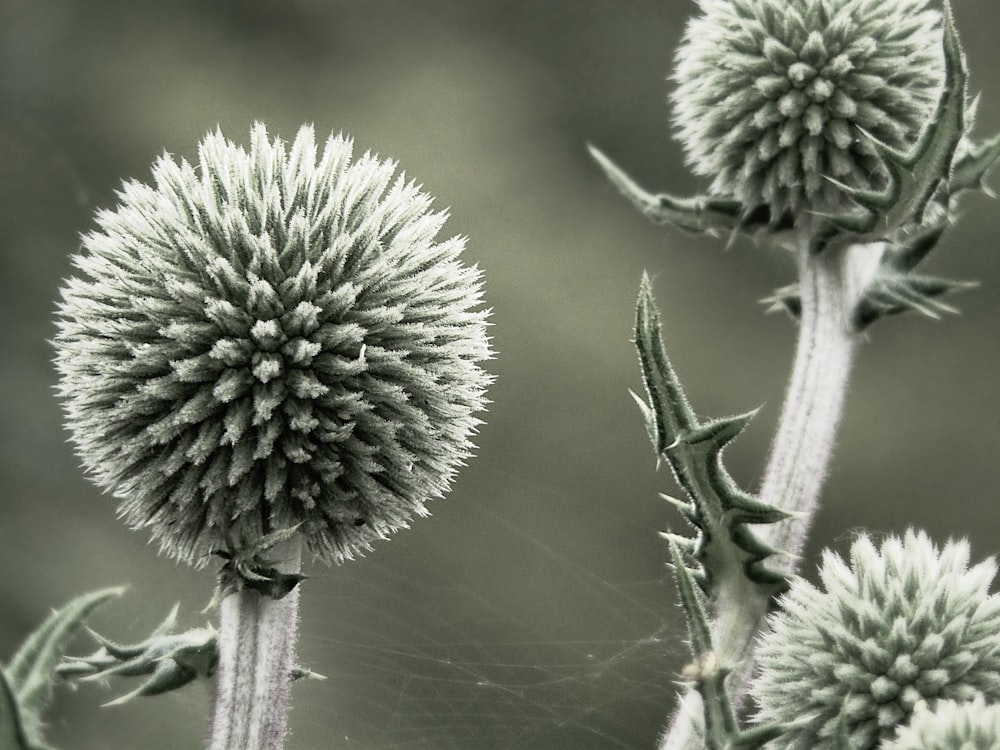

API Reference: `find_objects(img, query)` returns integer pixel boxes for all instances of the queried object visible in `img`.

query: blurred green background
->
[2,1,1000,748]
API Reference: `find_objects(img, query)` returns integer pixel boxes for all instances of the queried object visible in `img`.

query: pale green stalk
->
[210,539,302,750]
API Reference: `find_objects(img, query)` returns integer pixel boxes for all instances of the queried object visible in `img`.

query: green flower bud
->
[54,123,493,565]
[750,530,1000,749]
[672,0,945,221]
[883,696,1000,750]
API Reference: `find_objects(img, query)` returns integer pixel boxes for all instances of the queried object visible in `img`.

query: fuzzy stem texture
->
[659,238,881,750]
[758,239,877,561]
[210,538,302,750]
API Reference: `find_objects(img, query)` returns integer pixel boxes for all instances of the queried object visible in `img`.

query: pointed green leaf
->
[74,603,181,664]
[888,221,947,273]
[59,600,314,706]
[669,539,712,660]
[635,276,790,594]
[668,541,788,750]
[5,587,122,744]
[950,132,1000,194]
[290,666,327,681]
[629,388,659,456]
[146,603,181,641]
[588,145,777,236]
[852,221,975,330]
[822,1,967,236]
[59,605,217,706]
[635,273,697,454]
[855,273,974,329]
[761,283,802,319]
[51,659,97,680]
[79,633,150,664]
[102,659,198,707]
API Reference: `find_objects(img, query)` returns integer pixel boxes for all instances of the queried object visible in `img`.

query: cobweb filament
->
[298,485,685,749]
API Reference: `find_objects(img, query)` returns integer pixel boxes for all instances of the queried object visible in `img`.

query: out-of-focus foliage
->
[0,588,121,749]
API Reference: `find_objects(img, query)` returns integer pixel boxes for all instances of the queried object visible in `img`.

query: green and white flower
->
[54,123,493,566]
[672,0,945,221]
[751,530,1000,749]
[883,696,1000,750]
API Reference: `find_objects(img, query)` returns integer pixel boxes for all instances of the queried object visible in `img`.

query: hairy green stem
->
[758,240,878,562]
[209,539,302,750]
[659,239,880,750]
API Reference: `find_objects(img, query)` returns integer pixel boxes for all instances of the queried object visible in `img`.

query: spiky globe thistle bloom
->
[749,530,1000,749]
[672,0,945,221]
[54,123,492,566]
[883,696,1000,750]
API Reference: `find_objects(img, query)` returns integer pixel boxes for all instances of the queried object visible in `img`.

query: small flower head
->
[55,123,493,565]
[750,530,1000,749]
[883,696,1000,750]
[672,0,945,221]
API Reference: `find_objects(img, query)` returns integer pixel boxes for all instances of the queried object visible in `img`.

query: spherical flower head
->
[750,530,1000,749]
[883,696,1000,750]
[672,0,945,221]
[54,123,493,565]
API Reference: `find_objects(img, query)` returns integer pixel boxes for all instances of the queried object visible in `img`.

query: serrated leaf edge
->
[635,275,790,594]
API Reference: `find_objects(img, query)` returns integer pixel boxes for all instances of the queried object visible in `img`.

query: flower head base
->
[55,123,493,565]
[750,530,1000,749]
[672,0,945,221]
[883,696,1000,750]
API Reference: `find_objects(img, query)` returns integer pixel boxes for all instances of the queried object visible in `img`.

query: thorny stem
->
[209,538,302,750]
[659,237,882,750]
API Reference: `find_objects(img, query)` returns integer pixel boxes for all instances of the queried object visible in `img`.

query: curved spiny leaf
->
[823,1,967,236]
[951,132,1000,194]
[588,145,780,237]
[635,276,789,595]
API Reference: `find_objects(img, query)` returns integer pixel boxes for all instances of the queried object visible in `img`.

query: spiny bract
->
[883,696,1000,750]
[54,123,493,565]
[672,0,944,222]
[750,530,1000,749]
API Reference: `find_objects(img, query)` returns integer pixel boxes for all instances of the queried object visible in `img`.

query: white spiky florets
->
[672,0,945,221]
[55,123,493,565]
[750,530,1000,749]
[883,696,1000,750]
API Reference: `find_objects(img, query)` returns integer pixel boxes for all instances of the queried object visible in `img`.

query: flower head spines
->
[883,696,1000,750]
[751,530,1000,749]
[672,0,945,221]
[55,123,492,566]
